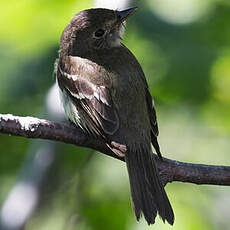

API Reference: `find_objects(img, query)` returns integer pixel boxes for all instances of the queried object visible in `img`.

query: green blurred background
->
[1,0,230,229]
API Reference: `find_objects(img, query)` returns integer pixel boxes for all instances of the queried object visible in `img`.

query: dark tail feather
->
[125,145,174,225]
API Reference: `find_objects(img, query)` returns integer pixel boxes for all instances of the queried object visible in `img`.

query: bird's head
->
[60,7,137,56]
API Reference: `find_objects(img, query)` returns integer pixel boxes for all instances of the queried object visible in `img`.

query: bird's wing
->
[56,56,119,137]
[146,90,159,136]
[145,89,162,158]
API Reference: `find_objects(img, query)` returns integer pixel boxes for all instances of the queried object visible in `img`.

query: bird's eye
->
[94,29,105,38]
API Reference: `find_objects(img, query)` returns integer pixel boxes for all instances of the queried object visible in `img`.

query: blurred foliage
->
[1,0,230,230]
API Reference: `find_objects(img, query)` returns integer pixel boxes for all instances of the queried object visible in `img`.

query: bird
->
[56,7,174,225]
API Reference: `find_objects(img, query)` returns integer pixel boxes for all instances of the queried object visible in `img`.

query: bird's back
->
[89,45,151,144]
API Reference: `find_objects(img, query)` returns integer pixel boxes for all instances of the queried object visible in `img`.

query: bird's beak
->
[117,7,138,23]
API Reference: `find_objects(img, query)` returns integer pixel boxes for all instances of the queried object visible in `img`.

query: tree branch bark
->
[1,113,230,186]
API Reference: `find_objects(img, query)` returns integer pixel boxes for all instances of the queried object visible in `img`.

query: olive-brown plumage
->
[56,7,174,225]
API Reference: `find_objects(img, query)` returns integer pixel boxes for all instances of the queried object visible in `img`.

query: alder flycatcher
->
[56,7,174,225]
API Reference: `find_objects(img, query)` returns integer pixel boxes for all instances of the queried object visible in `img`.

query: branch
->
[1,113,230,186]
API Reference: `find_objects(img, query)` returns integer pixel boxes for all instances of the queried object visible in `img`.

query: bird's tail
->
[125,145,174,225]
